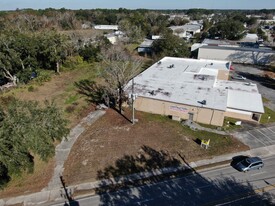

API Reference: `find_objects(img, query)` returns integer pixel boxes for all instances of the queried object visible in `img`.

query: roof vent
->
[198,100,206,105]
[149,90,155,95]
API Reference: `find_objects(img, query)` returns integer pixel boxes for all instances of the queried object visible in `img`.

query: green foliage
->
[208,20,245,40]
[152,32,190,58]
[28,85,35,92]
[63,55,84,69]
[33,70,53,85]
[0,30,71,85]
[79,44,100,62]
[0,98,69,179]
[65,94,78,105]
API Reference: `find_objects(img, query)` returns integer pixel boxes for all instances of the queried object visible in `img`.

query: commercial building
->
[126,57,264,126]
[198,46,275,65]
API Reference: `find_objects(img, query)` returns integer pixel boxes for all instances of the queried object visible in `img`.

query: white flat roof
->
[139,39,154,48]
[94,25,118,30]
[128,57,230,111]
[215,80,259,93]
[227,90,264,113]
[169,24,201,32]
[127,57,264,113]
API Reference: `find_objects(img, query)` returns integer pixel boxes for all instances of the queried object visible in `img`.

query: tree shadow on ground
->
[95,146,275,206]
[74,79,109,105]
[75,79,132,123]
[228,51,275,65]
[237,71,275,90]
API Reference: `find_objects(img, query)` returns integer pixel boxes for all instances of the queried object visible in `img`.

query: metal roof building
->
[198,45,275,65]
[126,57,264,126]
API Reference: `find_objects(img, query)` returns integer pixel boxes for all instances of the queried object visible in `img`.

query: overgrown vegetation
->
[0,97,69,185]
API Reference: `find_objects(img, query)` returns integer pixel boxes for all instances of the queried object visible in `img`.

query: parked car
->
[233,156,264,172]
[232,75,246,80]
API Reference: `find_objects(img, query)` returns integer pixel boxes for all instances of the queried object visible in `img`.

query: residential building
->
[169,24,202,39]
[94,25,119,30]
[137,39,154,55]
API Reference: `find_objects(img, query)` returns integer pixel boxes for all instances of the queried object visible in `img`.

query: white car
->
[232,75,246,80]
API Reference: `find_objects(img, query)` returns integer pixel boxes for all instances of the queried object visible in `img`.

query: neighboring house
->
[169,24,202,39]
[198,45,275,65]
[94,25,119,30]
[81,23,90,29]
[137,39,154,55]
[104,31,125,44]
[126,57,264,126]
[168,14,190,21]
[105,33,118,44]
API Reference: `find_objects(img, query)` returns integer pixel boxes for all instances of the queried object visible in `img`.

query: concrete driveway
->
[234,125,275,149]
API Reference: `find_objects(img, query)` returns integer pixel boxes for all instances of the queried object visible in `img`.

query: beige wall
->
[217,70,230,80]
[134,97,225,126]
[225,109,261,123]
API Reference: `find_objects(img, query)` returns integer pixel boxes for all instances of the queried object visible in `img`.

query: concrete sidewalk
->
[2,144,275,206]
[46,109,106,190]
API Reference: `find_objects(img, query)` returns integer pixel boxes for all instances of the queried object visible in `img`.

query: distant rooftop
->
[202,39,238,46]
[239,33,259,43]
[94,25,118,30]
[169,24,201,32]
[139,39,154,48]
[200,45,275,53]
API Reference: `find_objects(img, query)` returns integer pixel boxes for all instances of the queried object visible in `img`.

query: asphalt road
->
[54,155,275,206]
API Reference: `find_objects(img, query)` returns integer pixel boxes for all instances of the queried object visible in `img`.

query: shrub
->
[63,55,84,69]
[65,105,76,113]
[28,86,35,92]
[34,70,52,85]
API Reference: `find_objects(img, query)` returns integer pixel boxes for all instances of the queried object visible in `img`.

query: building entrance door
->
[188,112,194,122]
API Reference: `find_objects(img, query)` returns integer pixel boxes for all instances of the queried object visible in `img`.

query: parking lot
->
[234,125,275,149]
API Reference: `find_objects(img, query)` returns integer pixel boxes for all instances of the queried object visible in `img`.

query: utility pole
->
[60,176,72,203]
[132,78,135,125]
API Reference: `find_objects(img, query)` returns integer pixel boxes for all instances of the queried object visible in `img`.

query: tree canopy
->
[0,30,70,84]
[0,97,69,180]
[208,20,245,40]
[152,32,190,59]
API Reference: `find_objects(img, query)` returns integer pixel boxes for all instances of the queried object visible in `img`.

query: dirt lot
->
[63,109,249,186]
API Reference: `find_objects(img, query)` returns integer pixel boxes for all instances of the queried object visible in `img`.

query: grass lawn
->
[261,106,275,124]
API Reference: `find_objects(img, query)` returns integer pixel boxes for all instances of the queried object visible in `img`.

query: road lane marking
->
[257,129,274,142]
[247,131,267,146]
[267,127,275,134]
